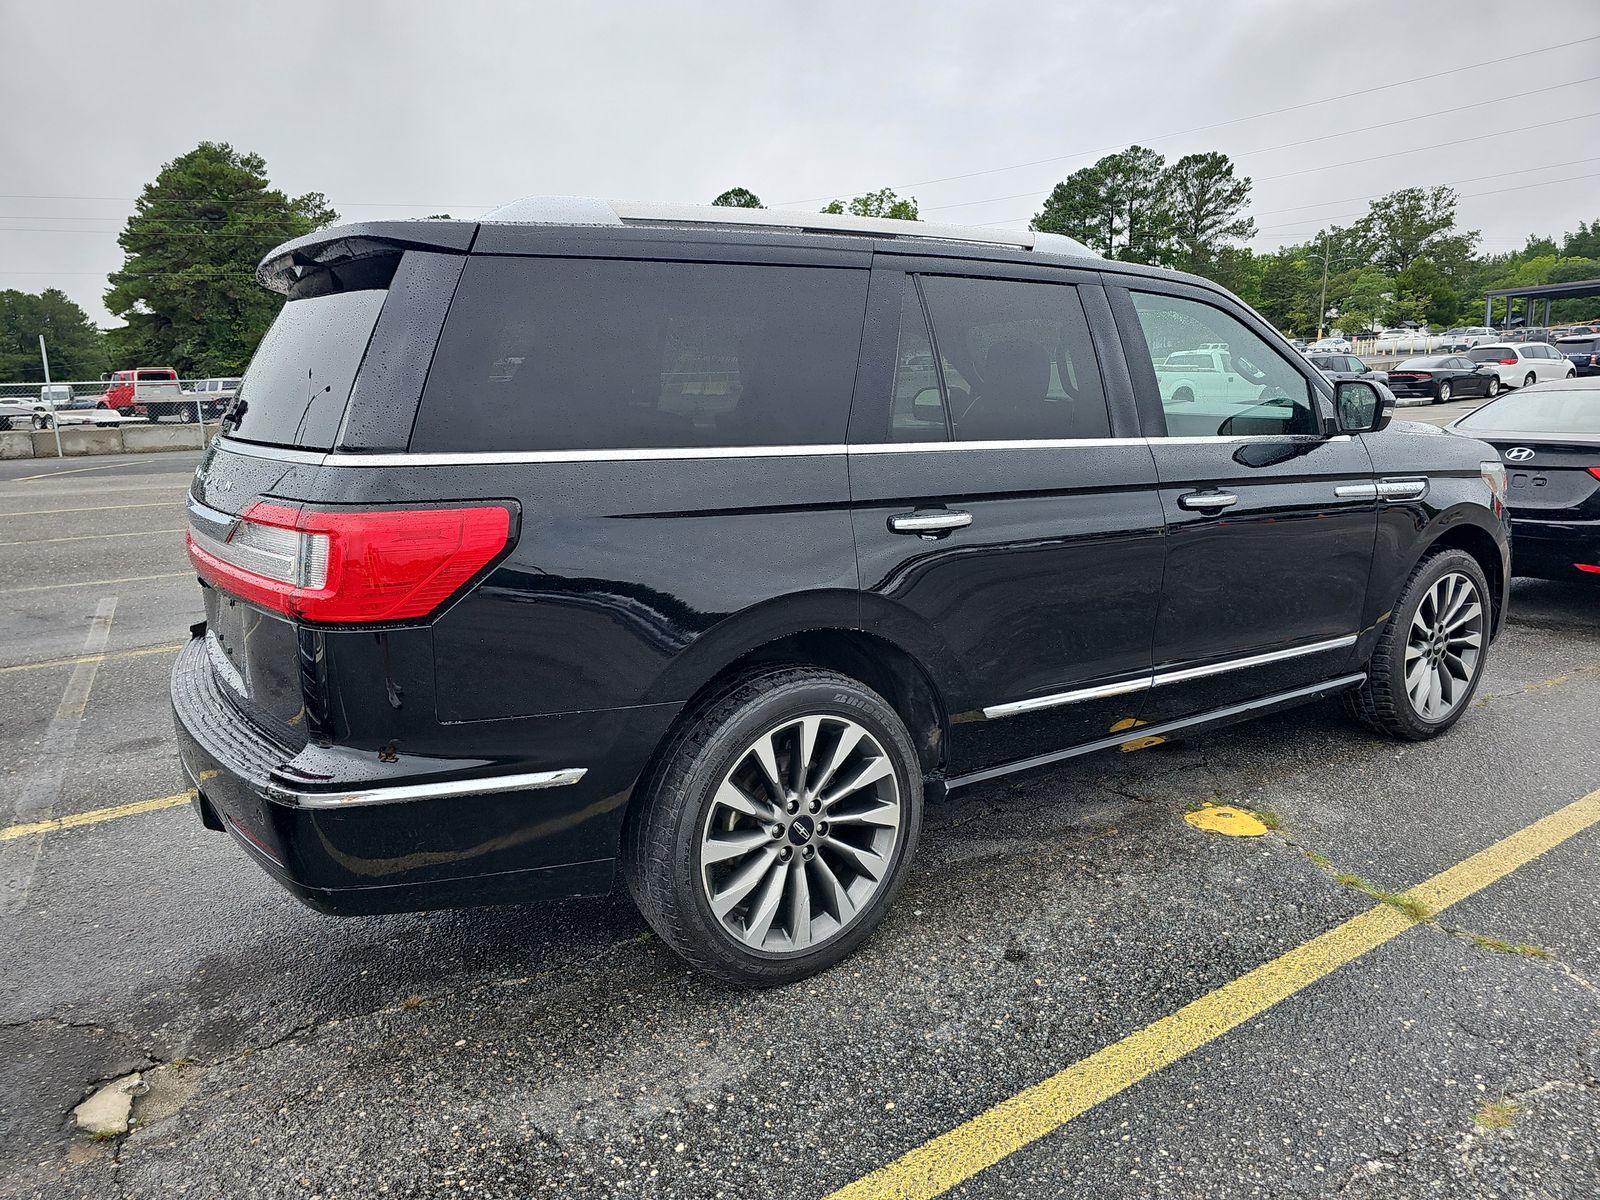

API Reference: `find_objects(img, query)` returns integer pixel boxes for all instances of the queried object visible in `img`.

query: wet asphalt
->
[0,446,1596,1200]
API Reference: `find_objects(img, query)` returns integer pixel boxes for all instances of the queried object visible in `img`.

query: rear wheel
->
[623,667,923,987]
[1435,381,1451,404]
[1485,376,1500,398]
[1568,368,1578,379]
[32,413,53,431]
[1346,549,1490,741]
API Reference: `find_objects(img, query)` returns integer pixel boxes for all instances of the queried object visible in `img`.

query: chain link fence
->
[0,377,237,433]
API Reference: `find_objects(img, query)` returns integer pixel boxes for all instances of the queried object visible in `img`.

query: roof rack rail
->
[480,196,1098,259]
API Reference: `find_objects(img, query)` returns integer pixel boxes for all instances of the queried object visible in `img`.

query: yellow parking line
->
[0,528,185,547]
[0,571,190,594]
[826,787,1600,1200]
[0,776,221,843]
[0,642,186,674]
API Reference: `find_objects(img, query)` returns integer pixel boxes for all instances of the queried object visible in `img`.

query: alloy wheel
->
[699,714,902,954]
[1404,571,1484,722]
[1486,377,1499,397]
[1437,382,1451,404]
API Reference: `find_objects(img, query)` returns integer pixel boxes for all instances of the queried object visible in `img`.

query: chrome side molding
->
[274,767,587,810]
[982,634,1359,720]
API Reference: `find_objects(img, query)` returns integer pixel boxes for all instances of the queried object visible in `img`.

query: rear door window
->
[227,290,388,449]
[899,274,1110,442]
[414,257,869,452]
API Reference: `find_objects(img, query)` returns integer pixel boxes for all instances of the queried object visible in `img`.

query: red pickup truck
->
[100,368,186,420]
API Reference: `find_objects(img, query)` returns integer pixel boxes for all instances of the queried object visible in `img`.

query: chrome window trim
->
[216,439,328,465]
[852,437,1133,454]
[273,767,587,810]
[981,634,1359,719]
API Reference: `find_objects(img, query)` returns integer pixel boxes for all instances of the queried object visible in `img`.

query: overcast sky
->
[3,0,1598,330]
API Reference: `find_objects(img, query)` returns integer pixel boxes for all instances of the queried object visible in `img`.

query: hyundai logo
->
[1504,447,1535,462]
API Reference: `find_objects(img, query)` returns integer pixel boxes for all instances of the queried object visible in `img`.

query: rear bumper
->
[1509,516,1600,577]
[170,636,677,915]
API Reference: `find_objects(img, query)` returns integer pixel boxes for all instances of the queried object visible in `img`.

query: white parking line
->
[0,528,185,547]
[0,502,174,517]
[0,597,116,915]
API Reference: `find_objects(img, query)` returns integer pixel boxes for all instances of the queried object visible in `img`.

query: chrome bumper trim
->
[274,768,587,809]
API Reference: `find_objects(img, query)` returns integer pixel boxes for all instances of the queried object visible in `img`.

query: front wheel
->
[624,667,923,987]
[1523,372,1536,388]
[1435,381,1451,404]
[1346,549,1490,741]
[32,413,53,430]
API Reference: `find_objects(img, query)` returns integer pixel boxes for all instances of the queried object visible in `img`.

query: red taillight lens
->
[188,502,514,624]
[1576,563,1600,574]
[1587,467,1600,481]
[1498,356,1518,365]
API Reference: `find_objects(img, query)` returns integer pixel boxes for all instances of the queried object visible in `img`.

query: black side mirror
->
[1336,379,1394,434]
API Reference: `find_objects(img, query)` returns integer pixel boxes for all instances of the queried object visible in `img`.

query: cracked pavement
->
[2,450,1598,1199]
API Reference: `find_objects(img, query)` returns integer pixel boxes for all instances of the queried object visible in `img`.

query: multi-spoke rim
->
[1405,571,1484,722]
[698,714,902,954]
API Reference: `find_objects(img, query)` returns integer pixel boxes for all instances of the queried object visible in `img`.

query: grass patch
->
[1252,809,1281,830]
[1468,934,1551,959]
[1475,1097,1518,1130]
[1305,849,1332,869]
[1332,872,1433,922]
[398,994,426,1011]
[1184,797,1215,814]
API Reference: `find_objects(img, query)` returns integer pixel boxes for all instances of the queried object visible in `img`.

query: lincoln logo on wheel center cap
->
[788,815,815,845]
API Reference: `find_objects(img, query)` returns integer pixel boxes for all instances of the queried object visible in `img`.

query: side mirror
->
[1336,379,1394,434]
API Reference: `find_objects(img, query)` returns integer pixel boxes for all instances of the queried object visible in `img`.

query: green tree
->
[1561,220,1600,260]
[1355,186,1478,276]
[1328,267,1392,337]
[712,187,763,208]
[105,142,336,375]
[1033,146,1170,263]
[821,188,919,220]
[1161,152,1255,271]
[0,288,107,381]
[1253,248,1316,333]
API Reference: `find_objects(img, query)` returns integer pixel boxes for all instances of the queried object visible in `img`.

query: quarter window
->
[889,280,947,441]
[1128,292,1318,437]
[891,275,1110,442]
[415,257,869,451]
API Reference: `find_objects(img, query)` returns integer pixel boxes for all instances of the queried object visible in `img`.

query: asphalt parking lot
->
[1,443,1597,1200]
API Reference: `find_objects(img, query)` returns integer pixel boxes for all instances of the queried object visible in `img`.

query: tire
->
[623,666,923,987]
[1435,381,1451,404]
[1172,387,1194,405]
[1485,376,1500,398]
[96,400,109,410]
[1345,549,1491,741]
[1568,369,1578,379]
[32,413,53,431]
[1523,372,1536,388]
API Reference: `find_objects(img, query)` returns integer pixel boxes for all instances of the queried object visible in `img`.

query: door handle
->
[1176,490,1239,512]
[888,508,973,536]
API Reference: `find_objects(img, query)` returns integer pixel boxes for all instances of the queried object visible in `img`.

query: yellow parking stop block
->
[1184,803,1269,837]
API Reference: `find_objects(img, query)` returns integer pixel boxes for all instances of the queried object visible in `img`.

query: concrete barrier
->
[32,426,125,457]
[0,422,223,460]
[122,423,214,453]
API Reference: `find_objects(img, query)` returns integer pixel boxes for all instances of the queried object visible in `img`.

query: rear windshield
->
[414,257,868,452]
[136,369,176,381]
[1556,337,1599,353]
[227,290,387,448]
[1468,347,1511,363]
[1455,388,1600,435]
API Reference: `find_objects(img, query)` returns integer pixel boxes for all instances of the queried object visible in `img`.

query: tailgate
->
[186,441,327,750]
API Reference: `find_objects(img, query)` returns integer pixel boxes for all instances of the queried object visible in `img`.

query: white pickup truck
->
[1151,344,1309,437]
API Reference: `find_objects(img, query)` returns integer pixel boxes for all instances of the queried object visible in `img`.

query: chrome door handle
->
[888,508,973,535]
[1176,490,1238,512]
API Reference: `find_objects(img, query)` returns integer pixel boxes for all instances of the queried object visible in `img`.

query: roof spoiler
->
[257,220,478,296]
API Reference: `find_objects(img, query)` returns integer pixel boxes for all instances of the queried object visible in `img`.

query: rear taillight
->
[1481,460,1507,505]
[1498,356,1518,365]
[1589,354,1599,367]
[187,501,514,624]
[1576,563,1600,574]
[1587,467,1600,481]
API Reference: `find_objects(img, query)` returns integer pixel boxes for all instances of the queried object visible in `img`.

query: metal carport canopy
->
[1484,277,1600,327]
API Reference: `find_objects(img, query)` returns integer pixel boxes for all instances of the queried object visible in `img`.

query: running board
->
[947,673,1368,791]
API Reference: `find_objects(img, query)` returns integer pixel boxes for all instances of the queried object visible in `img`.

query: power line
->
[973,110,1600,229]
[922,74,1600,215]
[776,34,1600,205]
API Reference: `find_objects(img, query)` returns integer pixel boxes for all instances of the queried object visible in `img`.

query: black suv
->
[172,199,1511,986]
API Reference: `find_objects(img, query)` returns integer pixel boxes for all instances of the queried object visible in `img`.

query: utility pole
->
[39,335,63,459]
[1316,233,1331,341]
